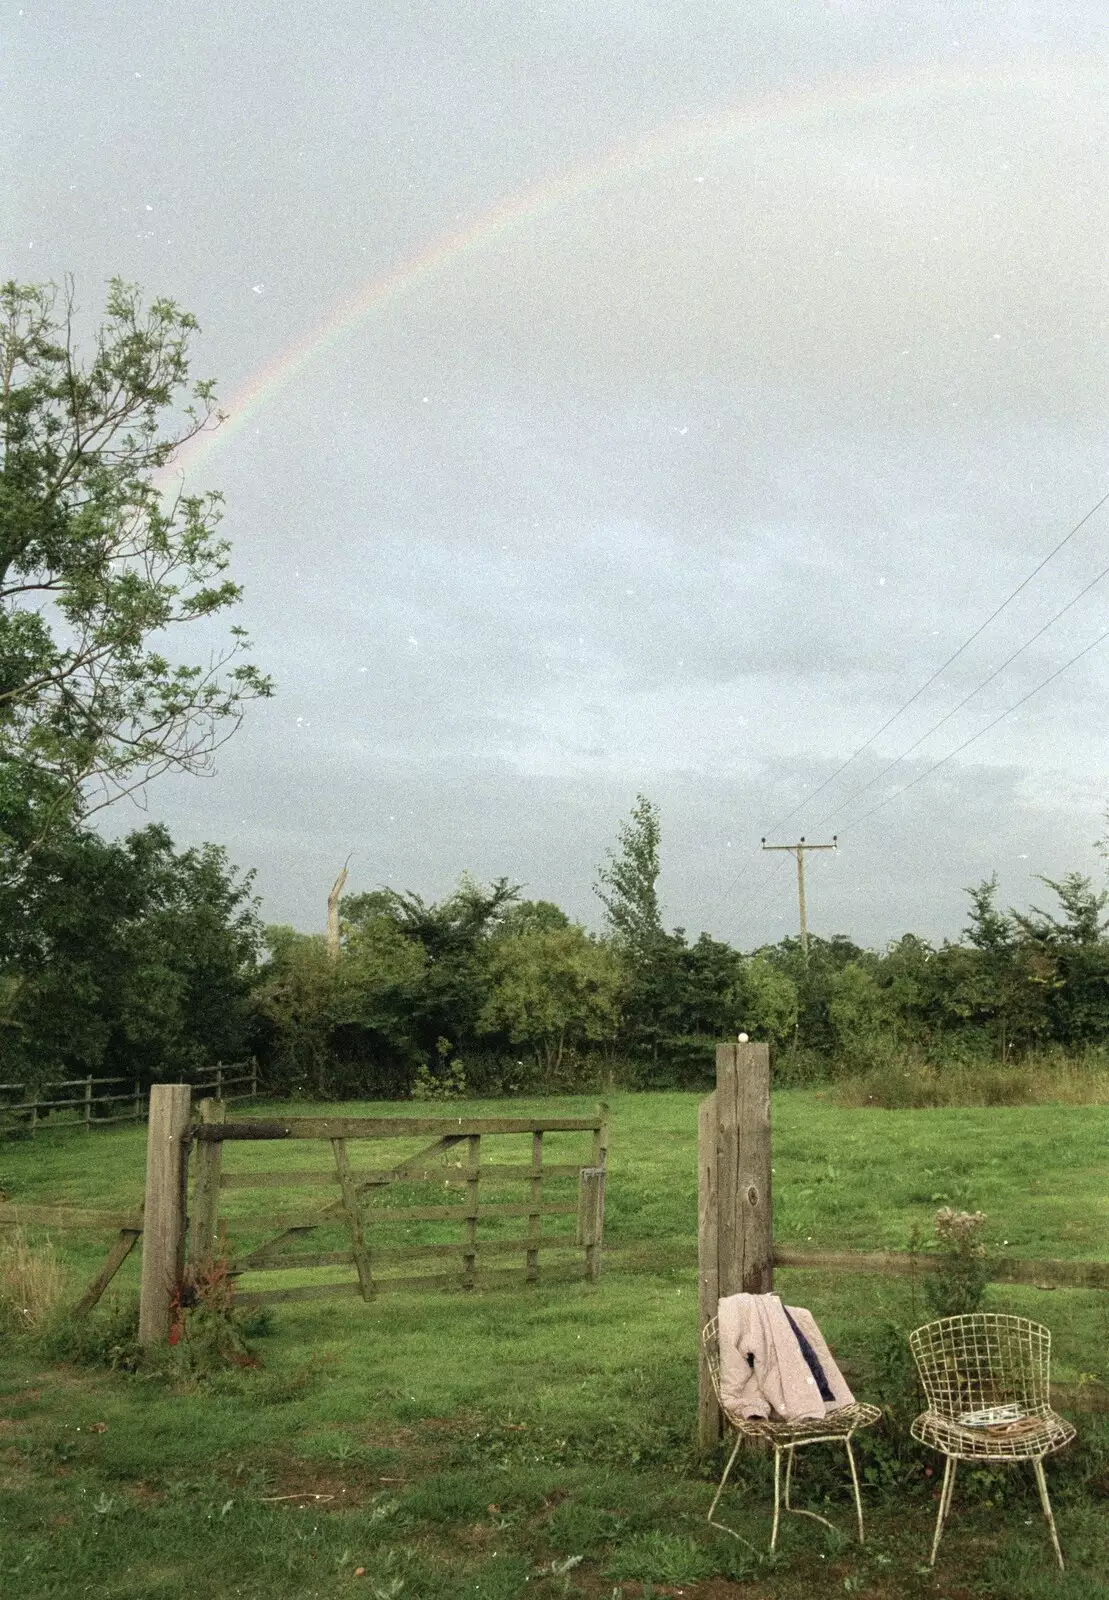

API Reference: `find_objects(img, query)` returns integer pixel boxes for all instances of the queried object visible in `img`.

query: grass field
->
[1,1090,1108,1599]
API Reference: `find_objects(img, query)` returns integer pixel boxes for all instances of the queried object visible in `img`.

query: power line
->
[837,619,1109,833]
[812,550,1109,828]
[761,486,1109,835]
[705,857,779,940]
[712,487,1109,930]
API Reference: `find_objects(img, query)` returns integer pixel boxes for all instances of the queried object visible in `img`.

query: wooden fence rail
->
[772,1247,1109,1293]
[0,1061,257,1135]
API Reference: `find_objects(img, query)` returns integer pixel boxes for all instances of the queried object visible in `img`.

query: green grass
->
[1,1090,1108,1598]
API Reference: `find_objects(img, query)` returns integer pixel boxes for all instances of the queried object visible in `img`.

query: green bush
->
[40,1294,142,1371]
[923,1207,990,1318]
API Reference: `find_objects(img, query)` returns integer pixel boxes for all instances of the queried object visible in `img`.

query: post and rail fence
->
[0,1060,258,1136]
[1,1060,1105,1417]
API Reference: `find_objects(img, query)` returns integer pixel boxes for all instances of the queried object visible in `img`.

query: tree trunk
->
[326,859,350,961]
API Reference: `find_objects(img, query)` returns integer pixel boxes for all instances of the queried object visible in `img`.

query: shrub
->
[168,1255,263,1373]
[42,1293,142,1370]
[923,1207,990,1318]
[410,1040,468,1101]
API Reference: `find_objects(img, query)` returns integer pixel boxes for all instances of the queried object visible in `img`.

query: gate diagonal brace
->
[231,1136,467,1269]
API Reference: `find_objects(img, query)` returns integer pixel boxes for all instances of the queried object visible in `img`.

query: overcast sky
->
[5,2,1109,947]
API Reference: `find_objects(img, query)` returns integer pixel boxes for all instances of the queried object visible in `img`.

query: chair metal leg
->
[778,1441,837,1542]
[706,1433,755,1549]
[771,1447,783,1552]
[706,1433,743,1529]
[929,1456,956,1566]
[714,1430,871,1556]
[844,1436,865,1545]
[1032,1457,1065,1573]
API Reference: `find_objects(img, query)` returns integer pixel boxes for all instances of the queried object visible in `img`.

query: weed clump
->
[0,1227,66,1332]
[168,1255,263,1373]
[836,1048,1109,1108]
[42,1293,142,1370]
[924,1206,989,1318]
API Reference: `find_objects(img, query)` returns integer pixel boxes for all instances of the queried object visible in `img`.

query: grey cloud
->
[8,3,1109,947]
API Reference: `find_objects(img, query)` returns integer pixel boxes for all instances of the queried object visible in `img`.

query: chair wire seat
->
[702,1315,881,1551]
[909,1313,1076,1571]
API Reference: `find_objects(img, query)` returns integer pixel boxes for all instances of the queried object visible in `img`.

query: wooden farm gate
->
[181,1101,608,1316]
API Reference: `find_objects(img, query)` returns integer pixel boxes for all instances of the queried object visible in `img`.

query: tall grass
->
[834,1046,1109,1109]
[0,1228,67,1330]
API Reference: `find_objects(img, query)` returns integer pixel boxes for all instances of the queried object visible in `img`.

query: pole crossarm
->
[759,840,838,851]
[759,836,838,957]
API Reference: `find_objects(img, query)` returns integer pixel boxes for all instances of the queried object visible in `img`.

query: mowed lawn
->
[1,1091,1108,1599]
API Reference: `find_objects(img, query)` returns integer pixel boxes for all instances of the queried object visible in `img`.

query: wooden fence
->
[3,1060,1105,1417]
[697,1040,1109,1444]
[0,1060,257,1135]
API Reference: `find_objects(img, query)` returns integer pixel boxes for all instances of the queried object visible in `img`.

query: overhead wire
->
[810,550,1109,828]
[759,486,1109,835]
[733,607,1109,940]
[836,618,1109,834]
[707,485,1109,943]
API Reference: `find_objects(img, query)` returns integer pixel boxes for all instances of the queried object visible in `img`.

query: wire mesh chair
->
[909,1313,1076,1571]
[702,1315,881,1552]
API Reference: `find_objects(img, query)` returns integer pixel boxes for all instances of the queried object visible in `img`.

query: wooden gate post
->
[698,1040,772,1449]
[578,1167,606,1282]
[186,1097,225,1276]
[138,1084,192,1346]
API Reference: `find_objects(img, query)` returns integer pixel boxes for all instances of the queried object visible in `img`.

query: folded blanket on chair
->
[717,1293,855,1421]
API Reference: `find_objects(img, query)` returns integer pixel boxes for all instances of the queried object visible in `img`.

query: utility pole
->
[760,836,837,959]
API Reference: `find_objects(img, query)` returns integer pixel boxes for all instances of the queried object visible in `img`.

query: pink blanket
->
[717,1293,855,1421]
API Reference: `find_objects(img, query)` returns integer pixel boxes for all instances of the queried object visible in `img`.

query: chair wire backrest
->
[909,1314,1051,1420]
[702,1315,723,1404]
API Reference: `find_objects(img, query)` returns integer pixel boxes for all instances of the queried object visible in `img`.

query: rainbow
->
[166,58,1079,480]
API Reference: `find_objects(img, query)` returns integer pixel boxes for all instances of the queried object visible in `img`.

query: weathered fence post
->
[83,1074,93,1132]
[526,1129,543,1284]
[697,1040,772,1449]
[578,1167,606,1282]
[138,1084,192,1346]
[186,1096,224,1276]
[578,1102,608,1282]
[592,1102,609,1175]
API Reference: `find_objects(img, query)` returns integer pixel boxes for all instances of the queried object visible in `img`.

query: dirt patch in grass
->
[262,1460,410,1510]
